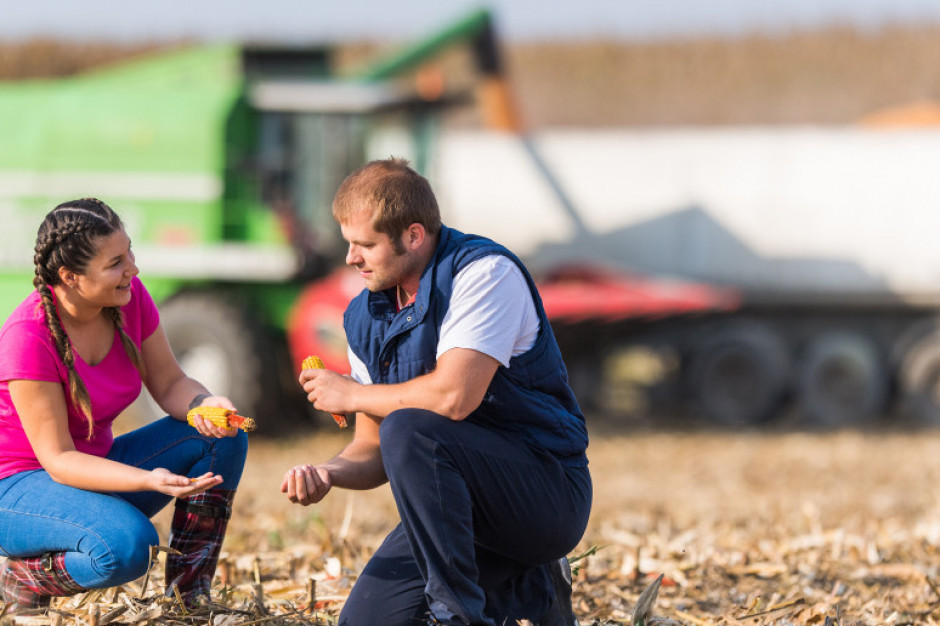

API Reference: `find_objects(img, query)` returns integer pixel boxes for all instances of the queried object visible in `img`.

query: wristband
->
[188,392,212,410]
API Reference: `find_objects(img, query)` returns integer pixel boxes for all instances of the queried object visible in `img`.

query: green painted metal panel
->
[0,45,242,174]
[351,8,492,82]
[0,277,35,324]
[144,279,304,329]
[0,17,466,333]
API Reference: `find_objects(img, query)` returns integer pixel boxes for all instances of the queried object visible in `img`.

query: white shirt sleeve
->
[437,255,540,367]
[347,345,372,385]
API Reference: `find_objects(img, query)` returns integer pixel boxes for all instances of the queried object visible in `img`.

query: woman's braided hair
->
[32,198,146,440]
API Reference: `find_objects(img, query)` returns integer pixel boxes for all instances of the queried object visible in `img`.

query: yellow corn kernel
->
[186,406,256,432]
[302,355,325,370]
[301,355,348,428]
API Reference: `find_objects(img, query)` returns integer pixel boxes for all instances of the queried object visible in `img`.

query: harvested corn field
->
[9,425,940,624]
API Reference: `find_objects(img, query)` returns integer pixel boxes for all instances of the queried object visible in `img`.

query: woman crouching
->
[0,198,248,612]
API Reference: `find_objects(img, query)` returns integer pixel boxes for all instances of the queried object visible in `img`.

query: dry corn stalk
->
[186,406,256,432]
[301,355,349,428]
[633,573,664,626]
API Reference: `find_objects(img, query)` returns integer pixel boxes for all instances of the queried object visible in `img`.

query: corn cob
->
[186,406,256,432]
[301,355,349,428]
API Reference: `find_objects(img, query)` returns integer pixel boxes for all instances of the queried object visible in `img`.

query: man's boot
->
[541,557,579,626]
[164,488,236,607]
[0,553,84,612]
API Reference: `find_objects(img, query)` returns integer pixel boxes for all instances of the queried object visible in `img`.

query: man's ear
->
[405,223,426,250]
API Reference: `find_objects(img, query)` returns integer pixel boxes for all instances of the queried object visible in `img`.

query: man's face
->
[340,209,413,292]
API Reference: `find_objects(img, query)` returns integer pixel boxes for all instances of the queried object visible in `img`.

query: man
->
[281,158,591,626]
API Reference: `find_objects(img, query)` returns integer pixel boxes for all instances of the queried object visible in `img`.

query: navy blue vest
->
[344,226,588,466]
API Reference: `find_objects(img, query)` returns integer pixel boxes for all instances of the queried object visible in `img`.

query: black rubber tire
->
[157,291,303,435]
[796,331,887,428]
[897,328,940,425]
[687,321,790,427]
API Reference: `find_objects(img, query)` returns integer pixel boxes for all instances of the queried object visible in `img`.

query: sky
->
[2,0,940,43]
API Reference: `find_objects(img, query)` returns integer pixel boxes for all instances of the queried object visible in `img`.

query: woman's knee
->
[212,430,249,487]
[219,429,248,461]
[83,513,158,586]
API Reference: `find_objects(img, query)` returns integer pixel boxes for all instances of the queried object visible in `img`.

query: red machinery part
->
[537,266,739,323]
[286,267,363,375]
[287,264,739,374]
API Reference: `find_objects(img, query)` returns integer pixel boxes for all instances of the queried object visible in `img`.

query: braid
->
[31,197,125,441]
[104,306,146,378]
[33,214,107,287]
[35,283,95,440]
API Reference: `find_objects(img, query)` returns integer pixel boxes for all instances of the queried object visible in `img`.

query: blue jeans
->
[339,409,592,626]
[0,417,248,589]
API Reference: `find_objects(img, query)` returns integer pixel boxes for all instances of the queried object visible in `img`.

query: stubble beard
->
[366,247,419,294]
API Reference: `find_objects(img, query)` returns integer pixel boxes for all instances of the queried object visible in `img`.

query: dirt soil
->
[22,422,939,625]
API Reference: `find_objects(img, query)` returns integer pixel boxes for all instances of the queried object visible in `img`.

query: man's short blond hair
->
[332,158,442,251]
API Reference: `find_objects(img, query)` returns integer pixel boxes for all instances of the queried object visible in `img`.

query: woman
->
[0,198,248,612]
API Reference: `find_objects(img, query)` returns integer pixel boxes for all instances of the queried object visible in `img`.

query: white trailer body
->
[427,127,940,426]
[435,127,940,301]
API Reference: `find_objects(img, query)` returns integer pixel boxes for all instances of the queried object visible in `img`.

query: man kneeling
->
[282,158,592,625]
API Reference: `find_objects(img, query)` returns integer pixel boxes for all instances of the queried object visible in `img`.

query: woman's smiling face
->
[67,228,139,308]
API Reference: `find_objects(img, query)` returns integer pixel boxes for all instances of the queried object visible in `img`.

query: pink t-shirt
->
[0,276,160,479]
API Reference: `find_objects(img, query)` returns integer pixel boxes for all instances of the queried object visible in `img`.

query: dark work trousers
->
[338,408,592,626]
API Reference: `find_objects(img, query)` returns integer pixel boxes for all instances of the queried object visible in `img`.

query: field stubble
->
[10,419,940,624]
[136,423,940,625]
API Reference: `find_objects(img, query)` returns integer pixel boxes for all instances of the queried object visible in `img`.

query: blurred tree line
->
[3,25,940,128]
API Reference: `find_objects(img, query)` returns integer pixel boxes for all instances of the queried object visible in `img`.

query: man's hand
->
[299,369,359,416]
[299,348,499,422]
[281,464,333,505]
